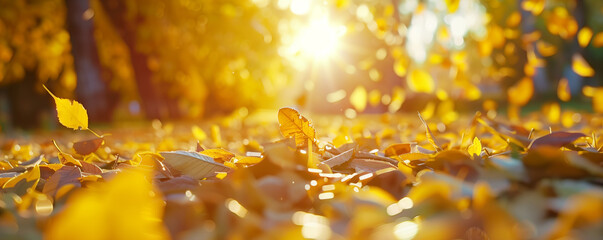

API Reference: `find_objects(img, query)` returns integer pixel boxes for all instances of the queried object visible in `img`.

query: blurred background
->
[0,0,602,130]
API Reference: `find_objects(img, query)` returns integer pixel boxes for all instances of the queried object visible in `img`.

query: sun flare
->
[291,17,346,60]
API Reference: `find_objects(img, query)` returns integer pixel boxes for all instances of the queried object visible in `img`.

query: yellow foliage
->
[45,169,169,240]
[408,69,435,93]
[44,85,88,130]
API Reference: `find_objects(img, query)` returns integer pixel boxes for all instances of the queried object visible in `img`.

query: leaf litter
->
[0,103,602,240]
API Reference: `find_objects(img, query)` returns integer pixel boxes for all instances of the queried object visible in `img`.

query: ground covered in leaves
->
[1,107,603,240]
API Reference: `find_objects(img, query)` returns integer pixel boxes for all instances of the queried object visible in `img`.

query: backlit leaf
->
[572,54,594,77]
[384,143,411,157]
[529,132,585,149]
[467,137,482,158]
[43,85,88,130]
[277,107,317,147]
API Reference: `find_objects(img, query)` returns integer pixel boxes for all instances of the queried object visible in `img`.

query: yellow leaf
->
[572,54,594,77]
[277,107,317,147]
[43,85,88,130]
[408,69,435,93]
[557,78,571,102]
[467,137,482,158]
[578,27,593,48]
[507,77,533,106]
[45,169,169,240]
[350,86,367,112]
[58,152,82,167]
[3,165,40,189]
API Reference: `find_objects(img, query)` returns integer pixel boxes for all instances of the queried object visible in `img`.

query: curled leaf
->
[160,151,230,179]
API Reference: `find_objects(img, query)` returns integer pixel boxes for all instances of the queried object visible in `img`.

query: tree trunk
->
[98,0,179,119]
[65,0,115,122]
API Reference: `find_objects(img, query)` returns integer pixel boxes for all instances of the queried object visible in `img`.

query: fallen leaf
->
[529,132,585,149]
[322,148,354,168]
[467,137,482,158]
[384,143,411,157]
[2,165,40,196]
[43,165,82,199]
[201,148,235,163]
[43,85,88,130]
[73,138,104,155]
[277,107,317,147]
[160,151,230,179]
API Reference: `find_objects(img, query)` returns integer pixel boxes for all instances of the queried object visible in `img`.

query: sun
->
[292,17,346,60]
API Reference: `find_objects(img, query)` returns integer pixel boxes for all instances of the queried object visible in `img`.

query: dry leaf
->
[73,138,104,155]
[43,165,82,199]
[384,143,411,157]
[160,151,230,179]
[322,148,354,168]
[529,132,585,149]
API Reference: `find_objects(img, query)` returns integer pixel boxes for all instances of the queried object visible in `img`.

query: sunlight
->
[291,17,346,60]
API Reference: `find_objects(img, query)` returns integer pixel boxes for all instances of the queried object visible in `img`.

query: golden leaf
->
[467,137,482,158]
[160,151,230,179]
[572,54,594,77]
[507,77,534,106]
[408,69,435,93]
[277,107,317,147]
[578,27,593,48]
[3,165,40,189]
[45,169,169,240]
[557,78,571,102]
[350,86,367,112]
[43,85,88,130]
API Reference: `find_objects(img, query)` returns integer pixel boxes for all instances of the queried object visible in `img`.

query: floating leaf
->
[408,69,435,93]
[73,138,104,155]
[572,54,594,77]
[43,85,88,130]
[277,107,316,147]
[160,151,230,179]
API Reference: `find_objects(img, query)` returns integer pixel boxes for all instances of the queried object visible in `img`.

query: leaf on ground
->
[277,107,316,147]
[348,158,397,173]
[58,152,82,167]
[43,85,88,130]
[18,155,44,168]
[43,165,82,199]
[467,137,482,158]
[160,151,230,179]
[529,132,585,149]
[201,148,235,163]
[418,112,442,151]
[73,138,104,155]
[322,148,354,168]
[384,143,411,157]
[79,161,103,175]
[2,165,40,196]
[44,169,170,240]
